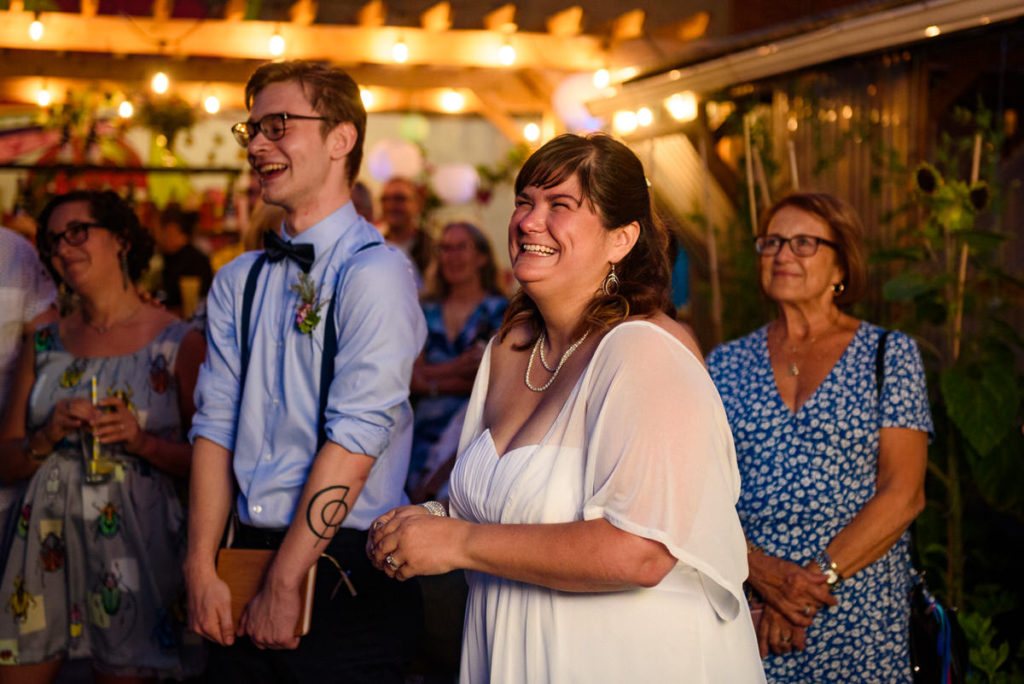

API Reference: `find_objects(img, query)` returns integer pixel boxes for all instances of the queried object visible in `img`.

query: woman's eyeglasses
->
[754,234,838,257]
[231,112,336,148]
[43,221,104,255]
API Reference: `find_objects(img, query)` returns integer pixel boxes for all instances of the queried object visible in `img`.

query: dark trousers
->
[205,526,423,684]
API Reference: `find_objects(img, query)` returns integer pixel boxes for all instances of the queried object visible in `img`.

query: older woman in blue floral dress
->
[706,192,932,682]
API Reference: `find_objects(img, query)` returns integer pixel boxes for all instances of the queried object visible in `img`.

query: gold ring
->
[781,636,791,643]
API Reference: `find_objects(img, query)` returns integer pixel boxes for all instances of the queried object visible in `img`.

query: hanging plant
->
[138,96,196,152]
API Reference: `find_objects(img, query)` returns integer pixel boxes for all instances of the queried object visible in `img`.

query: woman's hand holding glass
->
[91,397,144,453]
[43,397,98,447]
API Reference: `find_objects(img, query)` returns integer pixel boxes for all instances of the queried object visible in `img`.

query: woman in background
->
[407,221,506,501]
[706,192,931,682]
[0,190,204,683]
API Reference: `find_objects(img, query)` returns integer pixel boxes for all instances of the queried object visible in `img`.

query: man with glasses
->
[186,60,426,682]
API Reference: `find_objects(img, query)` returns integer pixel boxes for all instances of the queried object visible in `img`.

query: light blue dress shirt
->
[190,202,426,529]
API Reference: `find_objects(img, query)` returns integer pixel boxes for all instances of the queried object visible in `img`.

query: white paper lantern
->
[367,140,424,181]
[432,163,480,204]
[552,72,604,133]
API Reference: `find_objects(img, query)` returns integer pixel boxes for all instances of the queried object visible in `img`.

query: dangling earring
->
[120,250,131,290]
[57,281,75,315]
[833,281,845,296]
[602,263,620,296]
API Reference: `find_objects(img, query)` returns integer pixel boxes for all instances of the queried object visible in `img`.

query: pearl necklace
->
[525,329,590,392]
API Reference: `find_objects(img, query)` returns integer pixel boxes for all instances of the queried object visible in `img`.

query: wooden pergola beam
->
[358,1,385,28]
[420,2,451,32]
[0,10,604,70]
[471,87,526,143]
[546,6,583,38]
[483,5,516,33]
[289,0,317,27]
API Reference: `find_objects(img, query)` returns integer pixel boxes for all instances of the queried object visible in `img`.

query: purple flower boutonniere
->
[290,273,328,336]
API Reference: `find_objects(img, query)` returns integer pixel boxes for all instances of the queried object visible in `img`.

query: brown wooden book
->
[215,547,317,636]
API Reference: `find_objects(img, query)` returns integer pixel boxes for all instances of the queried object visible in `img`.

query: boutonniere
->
[290,272,328,336]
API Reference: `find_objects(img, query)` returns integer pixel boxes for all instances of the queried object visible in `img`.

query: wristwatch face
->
[824,567,840,586]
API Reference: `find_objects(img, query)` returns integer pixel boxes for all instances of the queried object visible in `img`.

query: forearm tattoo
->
[306,485,351,543]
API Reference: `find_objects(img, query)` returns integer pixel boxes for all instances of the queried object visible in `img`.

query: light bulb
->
[119,101,134,118]
[636,107,653,127]
[613,110,638,135]
[29,19,43,41]
[665,91,698,122]
[360,89,374,109]
[269,33,285,56]
[204,96,220,114]
[440,90,464,113]
[392,40,409,64]
[499,43,516,66]
[523,123,540,142]
[152,72,169,94]
[593,69,610,89]
[36,89,51,107]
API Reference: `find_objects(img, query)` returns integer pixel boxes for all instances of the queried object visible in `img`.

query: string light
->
[612,110,638,135]
[636,107,653,127]
[29,14,43,41]
[440,89,465,113]
[119,101,134,118]
[665,91,698,122]
[499,42,516,66]
[523,122,540,142]
[152,72,169,94]
[269,30,285,56]
[593,68,610,89]
[204,96,220,114]
[924,25,940,37]
[360,88,374,109]
[392,38,409,64]
[36,88,51,107]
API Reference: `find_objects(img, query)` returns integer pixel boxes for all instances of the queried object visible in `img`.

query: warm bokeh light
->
[152,72,169,94]
[392,40,409,64]
[360,88,374,110]
[612,110,638,135]
[204,96,220,114]
[924,25,941,37]
[665,91,698,122]
[269,33,285,56]
[499,43,516,66]
[119,101,134,118]
[523,122,540,142]
[29,19,43,41]
[636,107,653,127]
[440,89,465,113]
[36,89,51,107]
[593,68,610,89]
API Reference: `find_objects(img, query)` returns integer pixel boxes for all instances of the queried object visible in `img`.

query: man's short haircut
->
[245,60,367,187]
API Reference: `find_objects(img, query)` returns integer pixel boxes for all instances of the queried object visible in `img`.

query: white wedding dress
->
[449,321,766,683]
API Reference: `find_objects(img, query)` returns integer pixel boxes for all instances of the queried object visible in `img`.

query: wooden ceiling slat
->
[153,0,174,23]
[610,9,644,42]
[80,0,99,19]
[358,0,386,28]
[483,5,516,33]
[290,0,317,26]
[546,6,582,38]
[420,2,451,32]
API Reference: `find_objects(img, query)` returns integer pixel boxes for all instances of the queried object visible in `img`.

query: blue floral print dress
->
[706,322,933,683]
[0,320,201,677]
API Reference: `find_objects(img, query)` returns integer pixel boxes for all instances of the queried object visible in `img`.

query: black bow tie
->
[263,230,315,273]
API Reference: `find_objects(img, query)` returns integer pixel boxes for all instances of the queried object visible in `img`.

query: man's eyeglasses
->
[231,112,336,148]
[43,221,105,255]
[754,234,839,257]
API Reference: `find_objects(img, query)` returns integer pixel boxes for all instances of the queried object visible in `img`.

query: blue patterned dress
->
[0,320,201,677]
[408,294,507,487]
[706,322,932,683]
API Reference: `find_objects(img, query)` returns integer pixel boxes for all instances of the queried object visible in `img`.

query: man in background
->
[154,205,213,317]
[380,176,432,287]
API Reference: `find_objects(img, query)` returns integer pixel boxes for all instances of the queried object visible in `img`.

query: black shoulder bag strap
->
[875,329,890,399]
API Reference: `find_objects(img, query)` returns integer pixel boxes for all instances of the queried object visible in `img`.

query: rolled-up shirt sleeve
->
[189,255,250,449]
[324,248,426,457]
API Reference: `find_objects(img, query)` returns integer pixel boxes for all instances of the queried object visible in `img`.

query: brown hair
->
[37,190,154,288]
[425,221,502,301]
[757,191,867,306]
[245,60,366,186]
[499,133,672,346]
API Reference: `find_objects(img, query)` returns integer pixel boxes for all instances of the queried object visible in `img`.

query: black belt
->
[233,523,366,551]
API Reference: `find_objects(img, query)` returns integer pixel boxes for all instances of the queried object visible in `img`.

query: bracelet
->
[813,550,842,588]
[419,500,447,517]
[23,435,50,460]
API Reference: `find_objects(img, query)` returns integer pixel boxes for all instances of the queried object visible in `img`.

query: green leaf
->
[941,363,1021,456]
[882,271,941,302]
[957,230,1007,252]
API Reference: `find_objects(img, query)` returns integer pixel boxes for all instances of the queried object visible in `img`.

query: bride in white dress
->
[369,133,765,683]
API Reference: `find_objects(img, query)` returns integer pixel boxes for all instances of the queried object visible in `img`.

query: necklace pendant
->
[789,363,799,376]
